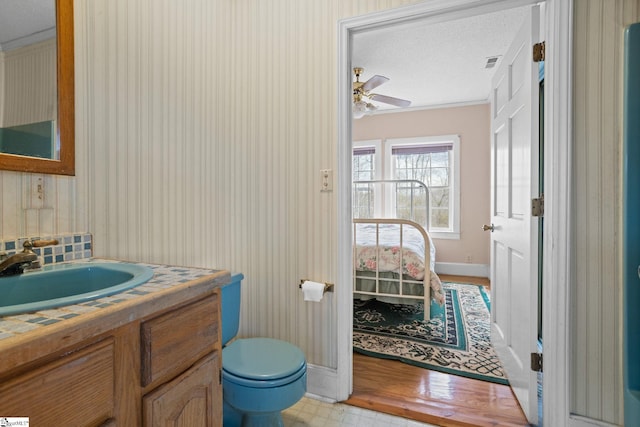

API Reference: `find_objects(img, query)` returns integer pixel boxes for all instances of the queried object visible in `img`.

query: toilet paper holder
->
[299,279,334,294]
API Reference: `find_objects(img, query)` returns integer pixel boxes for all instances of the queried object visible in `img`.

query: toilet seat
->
[222,338,306,388]
[223,363,306,388]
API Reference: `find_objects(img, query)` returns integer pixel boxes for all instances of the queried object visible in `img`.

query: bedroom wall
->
[353,104,491,267]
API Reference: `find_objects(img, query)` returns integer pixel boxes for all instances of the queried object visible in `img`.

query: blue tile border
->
[1,233,92,266]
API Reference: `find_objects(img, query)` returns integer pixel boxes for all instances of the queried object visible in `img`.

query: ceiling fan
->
[352,67,411,119]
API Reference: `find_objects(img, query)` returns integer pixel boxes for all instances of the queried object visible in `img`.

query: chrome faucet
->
[0,239,58,277]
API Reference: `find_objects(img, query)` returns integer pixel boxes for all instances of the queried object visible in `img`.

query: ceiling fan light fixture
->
[352,67,411,118]
[352,100,368,119]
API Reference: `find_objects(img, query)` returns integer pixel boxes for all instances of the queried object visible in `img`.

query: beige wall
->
[353,104,491,265]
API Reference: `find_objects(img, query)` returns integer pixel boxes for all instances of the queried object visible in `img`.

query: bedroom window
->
[353,136,460,239]
[352,140,383,219]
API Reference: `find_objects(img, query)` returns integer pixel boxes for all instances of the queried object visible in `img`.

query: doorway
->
[336,1,573,425]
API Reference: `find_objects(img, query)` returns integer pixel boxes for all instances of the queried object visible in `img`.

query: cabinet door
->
[143,352,221,427]
[0,338,115,426]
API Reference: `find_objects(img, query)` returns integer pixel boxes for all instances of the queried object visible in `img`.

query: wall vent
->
[485,56,500,69]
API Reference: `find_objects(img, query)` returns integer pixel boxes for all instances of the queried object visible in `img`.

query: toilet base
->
[223,400,284,427]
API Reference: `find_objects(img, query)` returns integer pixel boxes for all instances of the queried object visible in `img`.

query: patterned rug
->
[353,282,509,385]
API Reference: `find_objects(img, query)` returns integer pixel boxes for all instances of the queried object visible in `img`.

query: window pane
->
[430,188,449,229]
[353,153,374,181]
[392,149,451,229]
[394,182,429,227]
[429,167,449,187]
[430,188,449,208]
[395,168,408,180]
[353,184,374,218]
[430,152,449,167]
[431,208,449,228]
[353,150,375,217]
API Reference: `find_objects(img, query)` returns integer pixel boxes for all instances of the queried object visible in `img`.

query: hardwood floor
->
[345,275,529,427]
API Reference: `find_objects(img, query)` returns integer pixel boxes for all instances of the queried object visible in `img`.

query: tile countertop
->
[0,259,230,345]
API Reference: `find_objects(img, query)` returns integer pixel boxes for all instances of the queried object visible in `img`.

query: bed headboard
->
[352,179,430,230]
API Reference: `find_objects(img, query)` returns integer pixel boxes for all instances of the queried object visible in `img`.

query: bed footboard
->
[353,218,441,321]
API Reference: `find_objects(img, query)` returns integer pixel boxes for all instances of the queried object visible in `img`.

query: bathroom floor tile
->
[282,397,438,427]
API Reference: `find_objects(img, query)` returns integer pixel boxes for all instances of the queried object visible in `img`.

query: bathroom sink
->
[0,262,154,316]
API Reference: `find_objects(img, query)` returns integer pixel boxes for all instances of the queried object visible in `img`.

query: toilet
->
[220,273,307,427]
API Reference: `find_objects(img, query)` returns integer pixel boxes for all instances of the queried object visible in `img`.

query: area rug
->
[353,282,509,385]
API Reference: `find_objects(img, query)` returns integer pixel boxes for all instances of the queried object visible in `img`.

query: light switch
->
[320,169,333,192]
[30,175,45,208]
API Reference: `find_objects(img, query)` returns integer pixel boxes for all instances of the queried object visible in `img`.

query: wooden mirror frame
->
[0,0,75,176]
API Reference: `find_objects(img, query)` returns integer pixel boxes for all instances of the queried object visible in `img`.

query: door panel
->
[512,105,530,218]
[490,5,540,424]
[494,124,508,216]
[495,75,508,115]
[508,248,527,371]
[493,241,509,335]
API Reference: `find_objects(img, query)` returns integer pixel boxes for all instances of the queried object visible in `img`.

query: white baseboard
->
[306,363,339,402]
[569,415,620,427]
[435,262,489,278]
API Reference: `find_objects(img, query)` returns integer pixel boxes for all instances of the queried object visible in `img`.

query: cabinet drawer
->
[0,338,115,426]
[141,293,219,387]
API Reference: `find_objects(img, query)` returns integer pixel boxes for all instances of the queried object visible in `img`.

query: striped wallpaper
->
[77,0,416,370]
[571,0,640,423]
[1,40,57,128]
[0,0,634,421]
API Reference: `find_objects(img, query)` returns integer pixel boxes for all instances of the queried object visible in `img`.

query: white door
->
[489,5,540,424]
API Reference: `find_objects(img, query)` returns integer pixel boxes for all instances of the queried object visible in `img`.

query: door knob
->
[482,224,495,232]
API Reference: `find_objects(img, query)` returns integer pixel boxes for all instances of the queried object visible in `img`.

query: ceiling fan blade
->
[369,93,411,108]
[361,75,389,92]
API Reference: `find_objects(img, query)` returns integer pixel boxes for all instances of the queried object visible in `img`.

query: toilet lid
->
[223,337,306,380]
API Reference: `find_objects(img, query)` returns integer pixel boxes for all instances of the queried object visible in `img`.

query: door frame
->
[336,0,574,424]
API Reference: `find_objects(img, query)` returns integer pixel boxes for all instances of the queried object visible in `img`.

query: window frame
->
[353,136,460,240]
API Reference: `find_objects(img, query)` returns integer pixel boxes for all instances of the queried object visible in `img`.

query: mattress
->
[353,222,436,280]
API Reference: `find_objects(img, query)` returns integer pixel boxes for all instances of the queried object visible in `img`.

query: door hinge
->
[533,41,545,62]
[532,194,544,217]
[531,352,543,372]
[219,369,222,385]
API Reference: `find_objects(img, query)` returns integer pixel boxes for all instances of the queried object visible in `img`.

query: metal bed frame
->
[352,179,433,320]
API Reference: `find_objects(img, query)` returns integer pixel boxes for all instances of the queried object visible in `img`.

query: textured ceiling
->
[0,0,56,51]
[352,6,530,111]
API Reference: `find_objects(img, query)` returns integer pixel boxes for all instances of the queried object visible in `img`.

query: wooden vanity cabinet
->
[0,289,223,427]
[141,292,222,426]
[0,338,116,426]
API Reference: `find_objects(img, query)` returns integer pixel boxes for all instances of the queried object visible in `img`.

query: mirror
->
[0,0,74,176]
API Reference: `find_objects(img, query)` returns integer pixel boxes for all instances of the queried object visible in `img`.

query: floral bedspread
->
[354,222,445,305]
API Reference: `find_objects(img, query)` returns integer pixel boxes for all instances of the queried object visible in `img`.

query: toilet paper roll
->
[302,280,325,302]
